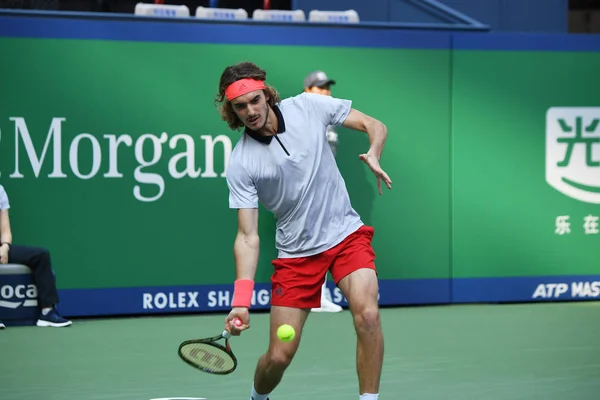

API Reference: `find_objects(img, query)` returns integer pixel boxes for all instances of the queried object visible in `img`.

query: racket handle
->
[222,330,232,339]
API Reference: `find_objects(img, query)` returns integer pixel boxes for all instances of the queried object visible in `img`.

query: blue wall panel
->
[293,0,568,32]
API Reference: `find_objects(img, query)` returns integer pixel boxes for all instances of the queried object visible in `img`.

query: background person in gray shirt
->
[304,70,339,156]
[215,61,392,400]
[303,70,343,313]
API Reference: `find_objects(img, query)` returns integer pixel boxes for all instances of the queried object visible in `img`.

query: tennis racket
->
[177,318,242,375]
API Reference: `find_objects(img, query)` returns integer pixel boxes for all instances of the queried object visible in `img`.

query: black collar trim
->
[244,105,286,144]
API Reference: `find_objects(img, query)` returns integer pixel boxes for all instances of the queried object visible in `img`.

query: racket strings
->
[180,342,235,372]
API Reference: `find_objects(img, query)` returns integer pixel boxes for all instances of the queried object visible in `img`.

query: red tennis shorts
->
[270,225,376,308]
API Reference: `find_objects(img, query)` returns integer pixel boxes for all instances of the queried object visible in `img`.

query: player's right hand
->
[225,307,250,336]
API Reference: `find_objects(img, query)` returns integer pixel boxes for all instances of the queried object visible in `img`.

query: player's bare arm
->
[226,207,260,335]
[234,208,260,281]
[342,108,387,158]
[342,108,393,195]
[0,210,12,264]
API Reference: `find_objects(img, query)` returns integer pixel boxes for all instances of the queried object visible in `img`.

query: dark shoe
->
[36,309,73,327]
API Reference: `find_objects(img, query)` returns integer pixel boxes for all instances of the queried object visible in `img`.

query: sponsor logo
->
[207,289,271,308]
[0,117,232,203]
[142,292,200,310]
[0,284,38,309]
[546,107,600,204]
[532,281,600,299]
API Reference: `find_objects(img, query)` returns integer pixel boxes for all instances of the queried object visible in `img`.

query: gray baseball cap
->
[304,70,336,88]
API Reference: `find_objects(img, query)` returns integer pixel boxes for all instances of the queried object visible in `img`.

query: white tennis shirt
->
[226,92,364,258]
[0,185,10,210]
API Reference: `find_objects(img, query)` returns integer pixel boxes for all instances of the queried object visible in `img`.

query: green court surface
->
[1,302,599,400]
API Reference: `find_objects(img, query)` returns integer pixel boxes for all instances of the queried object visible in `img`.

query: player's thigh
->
[337,268,379,313]
[267,306,310,362]
[330,225,378,311]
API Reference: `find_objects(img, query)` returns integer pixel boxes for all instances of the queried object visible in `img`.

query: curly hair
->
[214,62,281,131]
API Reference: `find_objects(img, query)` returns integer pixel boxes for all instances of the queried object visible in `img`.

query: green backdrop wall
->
[0,12,598,318]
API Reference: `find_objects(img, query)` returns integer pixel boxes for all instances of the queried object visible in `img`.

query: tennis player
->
[215,62,391,400]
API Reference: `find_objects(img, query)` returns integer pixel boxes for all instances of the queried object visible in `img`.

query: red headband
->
[225,78,266,101]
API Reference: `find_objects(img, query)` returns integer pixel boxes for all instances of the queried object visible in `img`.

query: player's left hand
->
[359,152,392,195]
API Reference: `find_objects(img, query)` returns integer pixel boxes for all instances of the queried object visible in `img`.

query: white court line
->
[150,397,206,400]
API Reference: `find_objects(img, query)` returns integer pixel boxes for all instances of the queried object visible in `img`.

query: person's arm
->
[225,208,259,334]
[343,108,392,194]
[342,108,388,160]
[302,93,392,193]
[0,210,11,264]
[226,161,260,299]
[224,159,260,333]
[0,209,11,244]
[231,207,259,308]
[233,208,260,281]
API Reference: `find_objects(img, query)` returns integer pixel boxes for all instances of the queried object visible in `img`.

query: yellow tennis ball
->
[277,324,296,342]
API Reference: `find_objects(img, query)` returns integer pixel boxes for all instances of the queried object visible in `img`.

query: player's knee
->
[266,347,295,371]
[353,305,380,332]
